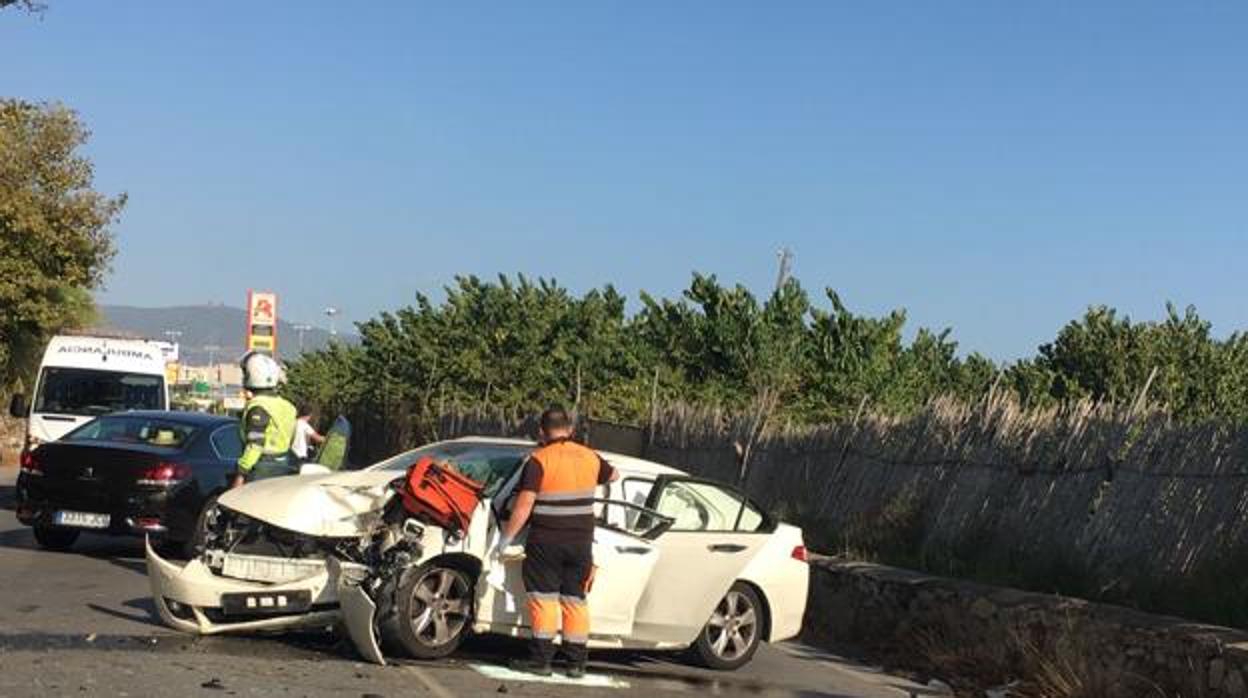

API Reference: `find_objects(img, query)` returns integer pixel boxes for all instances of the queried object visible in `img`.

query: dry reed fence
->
[432,396,1248,626]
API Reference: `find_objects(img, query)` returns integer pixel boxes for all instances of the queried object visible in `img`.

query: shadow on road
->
[783,644,947,697]
[0,483,14,511]
[0,525,151,579]
[87,597,162,628]
[0,526,32,550]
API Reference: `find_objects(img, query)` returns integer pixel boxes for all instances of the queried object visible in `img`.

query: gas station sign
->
[247,290,278,355]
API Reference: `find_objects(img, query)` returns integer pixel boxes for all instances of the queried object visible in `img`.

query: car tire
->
[691,582,765,670]
[33,525,79,552]
[184,494,220,559]
[381,561,474,660]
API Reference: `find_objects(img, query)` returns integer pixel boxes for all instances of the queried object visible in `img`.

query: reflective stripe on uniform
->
[531,504,595,516]
[535,489,597,502]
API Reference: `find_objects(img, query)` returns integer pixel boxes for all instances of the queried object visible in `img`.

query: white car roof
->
[446,435,688,478]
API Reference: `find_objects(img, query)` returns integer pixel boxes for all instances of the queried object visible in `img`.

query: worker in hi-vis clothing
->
[499,406,618,678]
[230,352,298,489]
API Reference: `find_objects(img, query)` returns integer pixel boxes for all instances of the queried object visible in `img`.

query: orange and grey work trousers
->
[522,540,593,664]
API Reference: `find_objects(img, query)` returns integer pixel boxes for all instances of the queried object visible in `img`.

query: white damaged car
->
[146,437,810,670]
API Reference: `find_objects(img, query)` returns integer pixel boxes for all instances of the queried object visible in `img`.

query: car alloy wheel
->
[385,562,475,659]
[693,582,764,670]
[408,567,471,647]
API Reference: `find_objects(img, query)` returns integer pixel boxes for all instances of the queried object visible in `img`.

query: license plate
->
[54,510,110,529]
[220,590,312,616]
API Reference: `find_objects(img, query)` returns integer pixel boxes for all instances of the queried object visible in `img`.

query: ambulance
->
[8,334,171,451]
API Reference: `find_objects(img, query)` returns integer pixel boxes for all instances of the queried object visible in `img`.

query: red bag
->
[400,456,485,532]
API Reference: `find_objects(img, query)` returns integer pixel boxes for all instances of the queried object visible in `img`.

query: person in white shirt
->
[291,407,326,462]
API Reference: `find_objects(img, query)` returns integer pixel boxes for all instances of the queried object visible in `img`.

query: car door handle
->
[615,546,651,555]
[707,543,748,553]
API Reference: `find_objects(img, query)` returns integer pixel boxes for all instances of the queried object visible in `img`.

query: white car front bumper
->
[145,539,341,635]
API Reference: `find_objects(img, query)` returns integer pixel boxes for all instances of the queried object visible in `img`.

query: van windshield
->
[34,367,165,416]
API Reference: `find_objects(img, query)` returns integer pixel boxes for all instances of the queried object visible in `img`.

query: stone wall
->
[0,417,24,467]
[805,559,1248,697]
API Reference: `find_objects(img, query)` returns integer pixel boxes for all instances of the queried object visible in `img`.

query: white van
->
[8,335,171,449]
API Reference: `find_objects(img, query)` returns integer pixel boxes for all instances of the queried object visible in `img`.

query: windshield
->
[372,442,532,497]
[64,415,197,449]
[34,367,164,417]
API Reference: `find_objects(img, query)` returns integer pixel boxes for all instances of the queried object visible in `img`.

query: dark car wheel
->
[382,561,474,660]
[33,526,80,552]
[182,494,220,559]
[691,582,765,670]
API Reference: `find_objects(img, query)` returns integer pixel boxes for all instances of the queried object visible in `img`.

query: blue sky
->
[4,2,1246,359]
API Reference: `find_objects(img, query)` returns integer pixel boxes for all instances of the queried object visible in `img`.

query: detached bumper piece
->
[329,557,387,665]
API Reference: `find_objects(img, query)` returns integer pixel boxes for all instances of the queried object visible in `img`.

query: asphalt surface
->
[0,466,944,698]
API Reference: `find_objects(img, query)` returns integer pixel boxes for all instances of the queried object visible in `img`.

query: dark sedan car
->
[15,410,242,555]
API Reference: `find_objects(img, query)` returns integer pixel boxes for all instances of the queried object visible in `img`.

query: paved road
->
[0,467,943,697]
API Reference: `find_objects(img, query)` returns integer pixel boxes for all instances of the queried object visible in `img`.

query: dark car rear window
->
[64,415,198,449]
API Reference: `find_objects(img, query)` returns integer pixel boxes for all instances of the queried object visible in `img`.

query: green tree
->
[0,100,125,395]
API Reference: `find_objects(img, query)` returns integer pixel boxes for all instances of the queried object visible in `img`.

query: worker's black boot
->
[509,658,553,677]
[564,644,588,678]
[511,639,555,676]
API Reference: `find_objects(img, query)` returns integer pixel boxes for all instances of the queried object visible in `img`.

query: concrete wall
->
[806,559,1248,697]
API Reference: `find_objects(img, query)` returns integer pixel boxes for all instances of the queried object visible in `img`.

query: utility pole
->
[204,344,220,368]
[775,247,794,292]
[324,307,340,338]
[292,323,313,354]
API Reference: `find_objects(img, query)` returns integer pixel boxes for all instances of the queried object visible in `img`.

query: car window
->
[210,425,243,460]
[35,367,164,416]
[604,477,657,531]
[594,499,672,540]
[619,477,653,507]
[651,480,766,532]
[64,415,197,449]
[372,442,531,497]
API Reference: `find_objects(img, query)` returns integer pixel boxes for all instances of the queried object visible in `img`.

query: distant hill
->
[97,304,353,365]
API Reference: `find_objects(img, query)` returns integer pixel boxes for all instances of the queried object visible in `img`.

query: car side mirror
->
[8,393,27,419]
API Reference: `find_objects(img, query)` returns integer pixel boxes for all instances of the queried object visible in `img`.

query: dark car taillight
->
[137,461,192,487]
[18,449,43,477]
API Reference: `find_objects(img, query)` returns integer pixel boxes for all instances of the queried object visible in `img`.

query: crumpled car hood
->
[217,469,404,537]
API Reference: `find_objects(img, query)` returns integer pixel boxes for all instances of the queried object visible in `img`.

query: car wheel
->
[33,526,79,552]
[384,561,474,660]
[184,494,220,559]
[692,582,764,670]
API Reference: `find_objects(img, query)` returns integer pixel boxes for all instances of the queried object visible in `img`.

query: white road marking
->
[469,663,631,689]
[405,664,457,698]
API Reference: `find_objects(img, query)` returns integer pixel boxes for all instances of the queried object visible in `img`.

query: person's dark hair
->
[539,406,573,433]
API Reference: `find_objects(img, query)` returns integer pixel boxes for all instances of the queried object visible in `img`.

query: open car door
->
[585,500,671,636]
[479,478,672,640]
[629,476,775,645]
[315,416,351,470]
